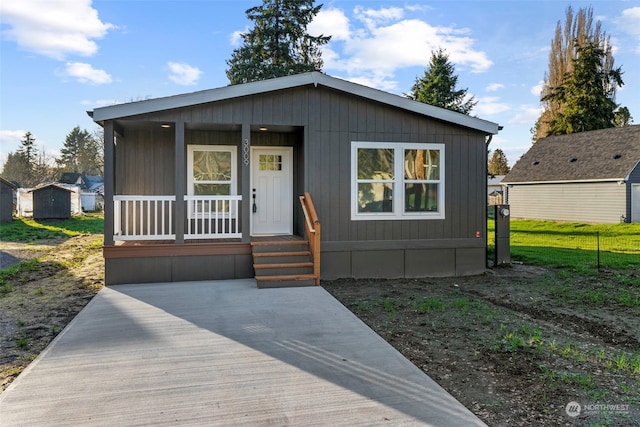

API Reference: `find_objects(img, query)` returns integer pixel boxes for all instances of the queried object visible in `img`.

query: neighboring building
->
[503,125,640,223]
[30,184,73,220]
[59,173,104,192]
[0,177,16,223]
[487,175,505,205]
[90,72,500,286]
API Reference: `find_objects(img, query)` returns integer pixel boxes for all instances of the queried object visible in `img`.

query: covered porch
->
[98,116,319,286]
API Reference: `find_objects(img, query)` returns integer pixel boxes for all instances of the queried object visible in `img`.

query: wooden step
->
[253,251,311,257]
[255,274,316,288]
[255,274,316,281]
[250,240,309,247]
[250,239,316,288]
[254,262,313,269]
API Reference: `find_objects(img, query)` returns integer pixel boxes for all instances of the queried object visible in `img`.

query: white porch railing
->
[113,195,242,241]
[114,196,176,241]
[185,195,241,239]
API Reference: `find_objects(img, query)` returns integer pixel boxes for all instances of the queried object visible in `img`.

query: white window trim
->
[187,145,237,218]
[351,141,445,221]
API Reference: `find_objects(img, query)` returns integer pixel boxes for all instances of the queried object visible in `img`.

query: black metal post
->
[597,232,601,271]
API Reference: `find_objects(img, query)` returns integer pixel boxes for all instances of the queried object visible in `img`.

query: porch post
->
[103,121,115,247]
[241,122,251,242]
[175,121,185,244]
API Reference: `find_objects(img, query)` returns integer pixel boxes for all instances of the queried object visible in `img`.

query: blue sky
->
[1,0,639,170]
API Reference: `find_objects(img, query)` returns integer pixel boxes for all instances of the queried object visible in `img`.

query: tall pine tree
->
[542,41,623,135]
[533,6,627,139]
[407,48,477,115]
[1,132,46,187]
[57,126,102,175]
[226,0,331,85]
[488,149,510,175]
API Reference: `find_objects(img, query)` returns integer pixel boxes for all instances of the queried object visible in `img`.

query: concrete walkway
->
[0,279,486,426]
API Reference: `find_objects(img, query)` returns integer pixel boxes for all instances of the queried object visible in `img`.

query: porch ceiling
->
[115,120,242,133]
[114,120,299,134]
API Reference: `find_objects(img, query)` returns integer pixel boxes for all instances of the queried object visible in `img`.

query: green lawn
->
[488,219,640,270]
[0,214,104,241]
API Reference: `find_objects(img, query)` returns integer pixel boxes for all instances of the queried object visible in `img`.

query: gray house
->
[503,125,640,223]
[90,72,500,286]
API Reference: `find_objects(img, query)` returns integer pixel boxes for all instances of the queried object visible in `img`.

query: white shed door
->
[251,147,293,235]
[632,184,640,223]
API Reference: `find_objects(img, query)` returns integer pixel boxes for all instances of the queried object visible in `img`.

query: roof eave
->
[91,72,500,135]
[502,178,626,185]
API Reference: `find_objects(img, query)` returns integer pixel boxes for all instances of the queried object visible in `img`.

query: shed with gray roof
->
[503,125,640,223]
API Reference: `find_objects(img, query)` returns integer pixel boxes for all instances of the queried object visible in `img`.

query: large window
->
[187,145,237,196]
[351,142,444,220]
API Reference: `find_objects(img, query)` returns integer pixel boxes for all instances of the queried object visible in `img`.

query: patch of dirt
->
[0,239,64,270]
[324,264,640,427]
[0,235,104,392]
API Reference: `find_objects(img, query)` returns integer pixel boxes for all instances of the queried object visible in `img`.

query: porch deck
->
[102,235,310,285]
[0,279,486,426]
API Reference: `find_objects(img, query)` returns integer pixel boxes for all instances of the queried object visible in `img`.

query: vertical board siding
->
[509,182,627,223]
[116,128,175,195]
[116,85,487,243]
[304,88,486,243]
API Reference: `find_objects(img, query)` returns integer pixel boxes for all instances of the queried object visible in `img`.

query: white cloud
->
[309,8,350,41]
[0,130,26,145]
[168,62,202,86]
[81,99,121,108]
[65,62,112,84]
[406,4,433,13]
[314,5,492,91]
[486,83,505,92]
[531,81,544,97]
[354,6,404,30]
[474,96,510,116]
[615,7,640,54]
[230,27,249,47]
[508,105,543,125]
[0,0,114,60]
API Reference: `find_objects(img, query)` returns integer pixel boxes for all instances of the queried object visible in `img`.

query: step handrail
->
[299,192,321,285]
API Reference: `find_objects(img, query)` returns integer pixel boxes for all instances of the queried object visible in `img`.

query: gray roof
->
[28,183,73,193]
[503,125,640,184]
[91,72,499,135]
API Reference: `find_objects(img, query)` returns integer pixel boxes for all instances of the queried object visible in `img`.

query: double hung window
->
[351,142,444,220]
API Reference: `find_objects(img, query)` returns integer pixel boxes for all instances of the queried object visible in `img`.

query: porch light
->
[161,123,171,128]
[259,127,268,131]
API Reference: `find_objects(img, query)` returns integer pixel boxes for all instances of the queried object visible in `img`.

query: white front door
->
[632,184,640,223]
[251,147,293,235]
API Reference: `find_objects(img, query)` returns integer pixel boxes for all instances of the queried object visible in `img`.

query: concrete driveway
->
[0,279,486,426]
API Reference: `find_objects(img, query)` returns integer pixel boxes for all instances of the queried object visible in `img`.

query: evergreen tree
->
[226,0,331,85]
[533,6,626,139]
[613,106,633,127]
[0,152,29,187]
[14,132,39,186]
[542,41,623,135]
[488,149,510,175]
[17,132,37,169]
[57,126,102,175]
[1,132,58,187]
[407,48,477,115]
